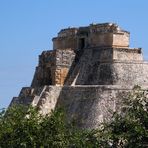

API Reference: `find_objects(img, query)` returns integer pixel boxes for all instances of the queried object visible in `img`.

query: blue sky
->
[0,0,148,108]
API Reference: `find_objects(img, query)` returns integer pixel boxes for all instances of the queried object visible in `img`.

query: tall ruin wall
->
[10,23,148,129]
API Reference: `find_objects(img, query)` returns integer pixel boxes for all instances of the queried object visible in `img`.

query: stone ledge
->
[46,85,148,90]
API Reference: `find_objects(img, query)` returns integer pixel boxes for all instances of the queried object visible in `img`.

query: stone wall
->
[89,33,113,47]
[112,33,129,47]
[31,48,75,86]
[112,62,148,86]
[53,37,78,50]
[88,32,129,48]
[56,85,131,129]
[113,48,143,61]
[31,51,55,87]
[64,47,147,86]
[52,49,75,85]
[52,23,130,51]
[10,85,132,129]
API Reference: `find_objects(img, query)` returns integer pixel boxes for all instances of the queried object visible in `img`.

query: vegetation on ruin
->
[103,86,148,147]
[0,86,148,148]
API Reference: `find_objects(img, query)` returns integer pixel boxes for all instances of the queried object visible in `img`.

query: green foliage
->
[0,105,41,147]
[0,86,148,147]
[106,86,148,147]
[0,106,106,148]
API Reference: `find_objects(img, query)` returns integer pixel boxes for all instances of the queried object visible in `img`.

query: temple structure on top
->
[52,23,129,50]
[10,23,148,128]
[31,23,146,87]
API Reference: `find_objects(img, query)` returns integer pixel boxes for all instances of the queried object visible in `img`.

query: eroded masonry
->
[10,23,148,128]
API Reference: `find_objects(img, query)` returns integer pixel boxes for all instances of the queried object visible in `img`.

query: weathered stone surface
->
[56,85,129,129]
[31,49,75,86]
[53,23,129,50]
[10,23,148,129]
[10,85,135,129]
[64,47,148,86]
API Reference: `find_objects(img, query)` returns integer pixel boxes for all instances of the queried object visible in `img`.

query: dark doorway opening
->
[79,38,85,49]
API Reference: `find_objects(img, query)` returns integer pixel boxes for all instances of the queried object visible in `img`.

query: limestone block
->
[113,48,143,61]
[112,33,129,47]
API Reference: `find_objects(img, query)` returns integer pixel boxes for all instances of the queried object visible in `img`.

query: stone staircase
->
[10,86,47,107]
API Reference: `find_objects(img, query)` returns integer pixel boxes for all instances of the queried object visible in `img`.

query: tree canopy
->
[0,86,148,148]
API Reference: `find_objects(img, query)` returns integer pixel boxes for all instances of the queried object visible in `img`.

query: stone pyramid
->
[10,23,148,128]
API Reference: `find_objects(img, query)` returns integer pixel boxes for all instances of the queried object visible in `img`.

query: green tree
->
[0,105,42,147]
[106,86,148,147]
[0,86,148,147]
[0,106,107,148]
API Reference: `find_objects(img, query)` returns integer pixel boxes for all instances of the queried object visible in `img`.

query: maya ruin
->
[10,23,148,128]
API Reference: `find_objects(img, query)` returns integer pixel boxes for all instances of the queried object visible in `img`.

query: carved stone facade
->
[31,49,75,86]
[10,23,148,128]
[53,23,129,50]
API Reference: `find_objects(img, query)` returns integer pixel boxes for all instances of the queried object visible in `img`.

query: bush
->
[0,86,148,147]
[106,86,148,147]
[0,106,106,147]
